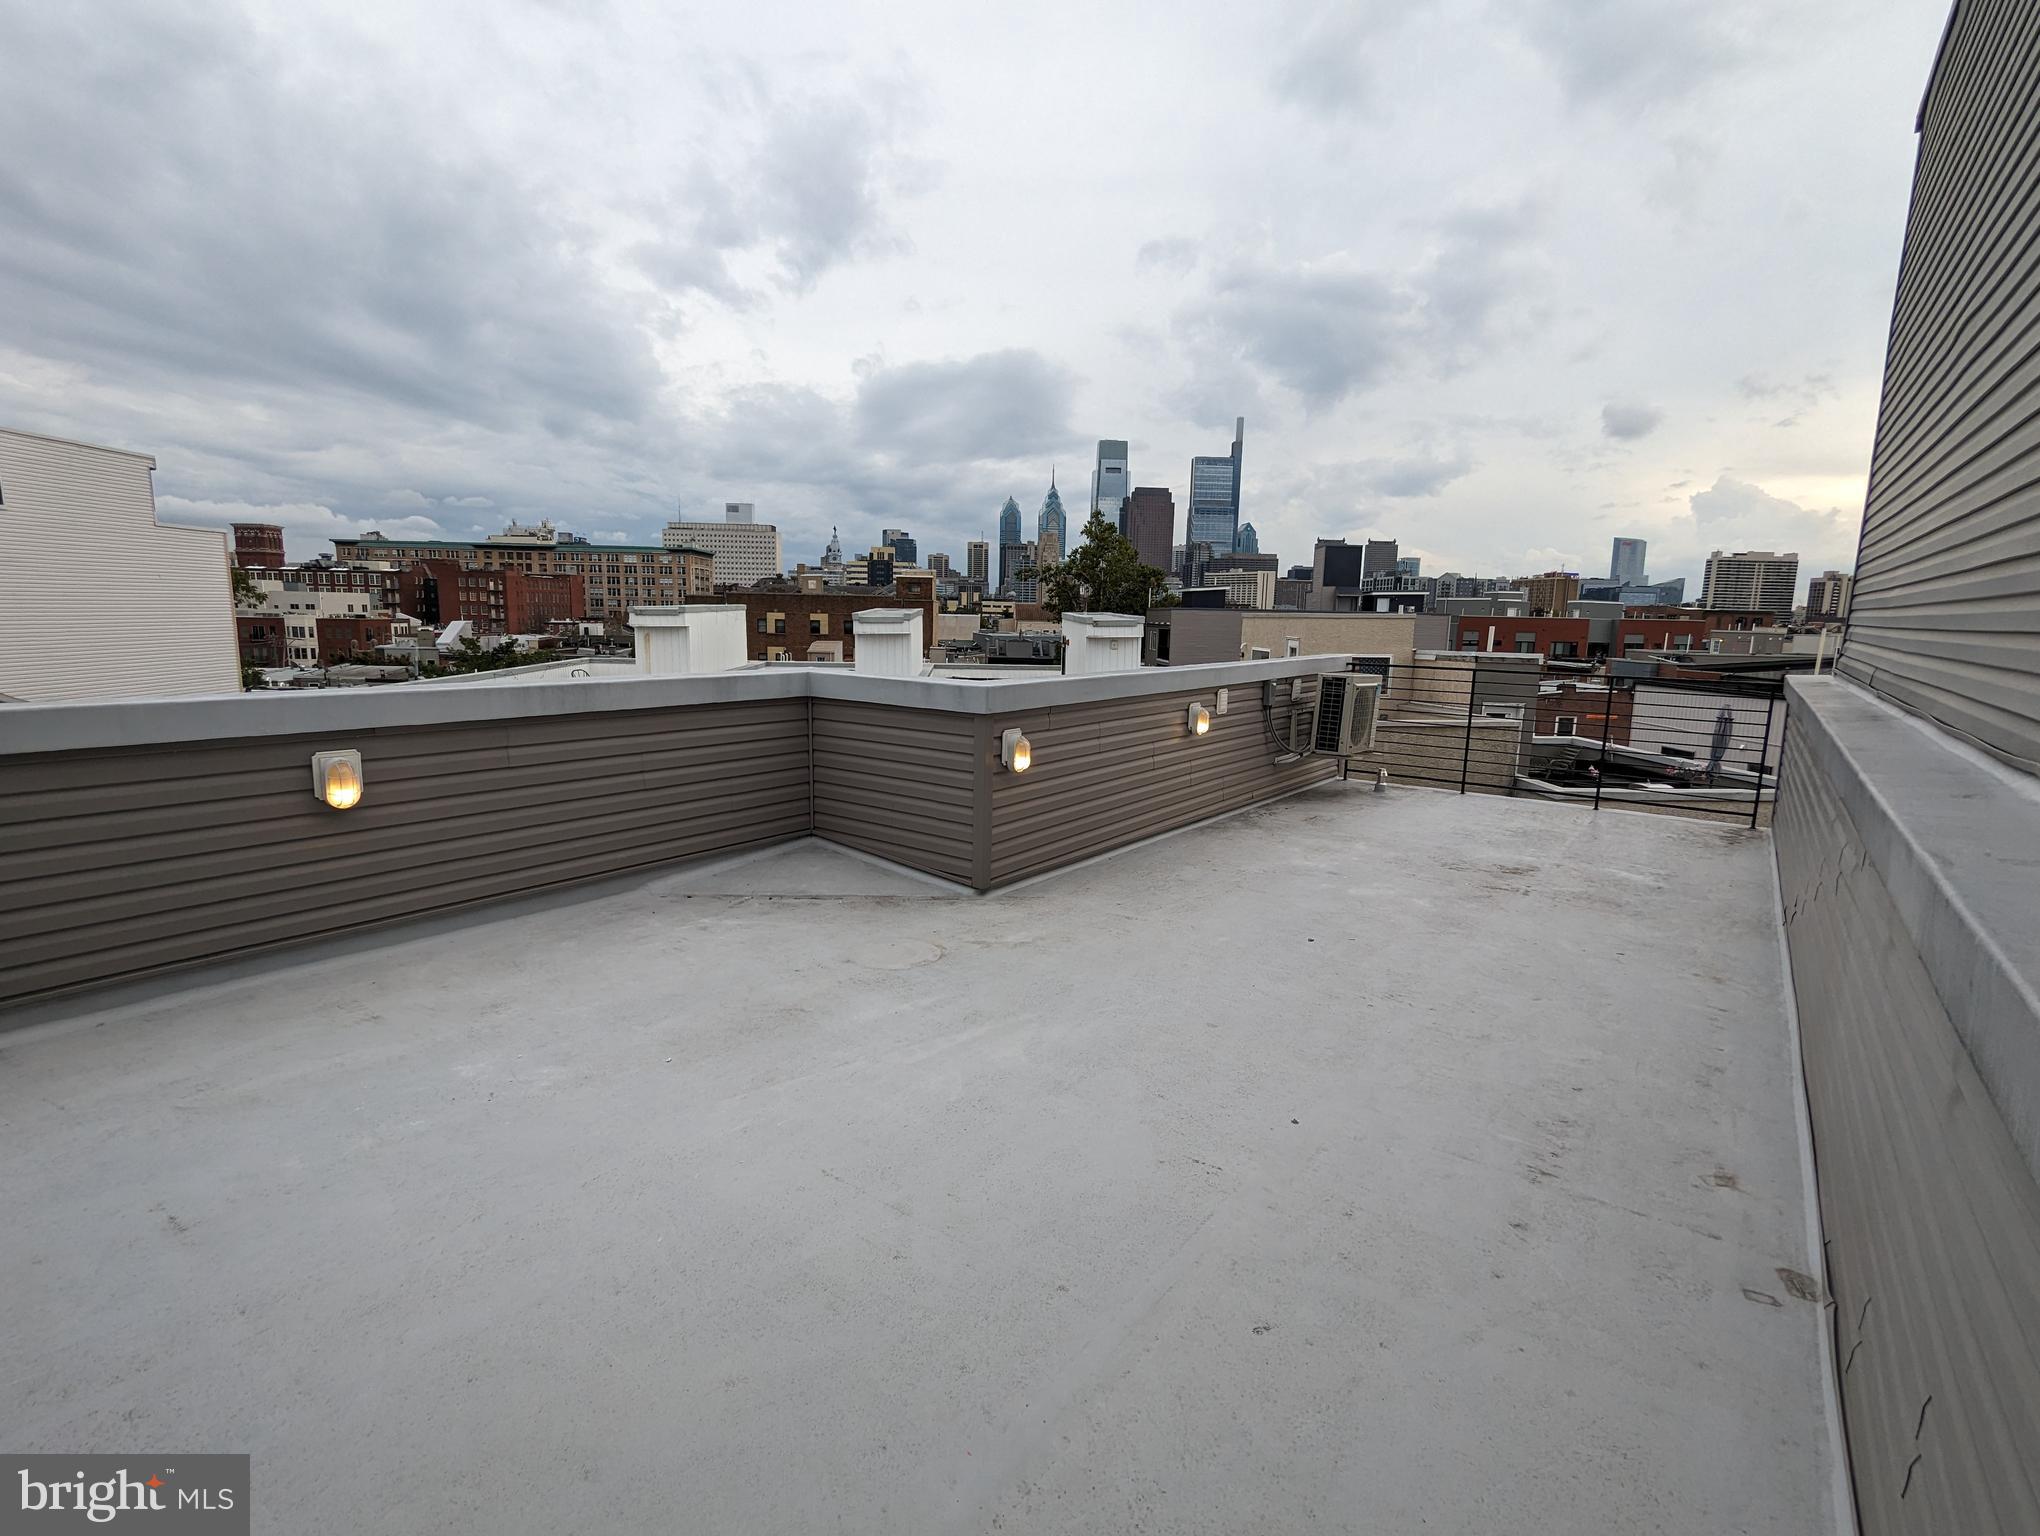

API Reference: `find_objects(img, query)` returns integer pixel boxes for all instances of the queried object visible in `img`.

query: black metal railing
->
[1343,655,1784,827]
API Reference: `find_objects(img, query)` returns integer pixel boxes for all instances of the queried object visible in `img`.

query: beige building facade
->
[0,428,241,701]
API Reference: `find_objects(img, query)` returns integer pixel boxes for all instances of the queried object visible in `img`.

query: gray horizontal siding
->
[1774,711,2040,1536]
[984,685,1334,887]
[1839,0,2040,769]
[809,699,977,884]
[0,700,811,1006]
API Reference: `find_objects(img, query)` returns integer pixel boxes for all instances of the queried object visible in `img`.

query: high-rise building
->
[1236,522,1260,555]
[1395,556,1421,579]
[1002,540,1040,601]
[966,540,989,586]
[232,522,285,569]
[1701,550,1799,612]
[1123,487,1176,573]
[1806,570,1854,620]
[881,528,919,567]
[725,502,756,524]
[927,552,953,578]
[1091,441,1129,531]
[1187,418,1244,553]
[1037,475,1068,566]
[1610,537,1648,584]
[1521,571,1582,616]
[997,499,1023,587]
[1363,539,1399,578]
[663,514,783,588]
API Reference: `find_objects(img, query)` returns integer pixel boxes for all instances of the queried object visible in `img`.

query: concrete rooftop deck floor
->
[0,786,1837,1534]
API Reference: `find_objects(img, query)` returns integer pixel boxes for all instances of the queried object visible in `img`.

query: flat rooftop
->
[0,786,1837,1533]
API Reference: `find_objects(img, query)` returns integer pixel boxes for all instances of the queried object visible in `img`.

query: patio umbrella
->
[1706,706,1735,775]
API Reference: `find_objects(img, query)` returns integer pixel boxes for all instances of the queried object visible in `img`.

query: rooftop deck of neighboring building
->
[0,785,1838,1534]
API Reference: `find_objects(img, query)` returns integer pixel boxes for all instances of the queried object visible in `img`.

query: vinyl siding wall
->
[0,430,242,702]
[1838,0,2040,769]
[809,699,977,885]
[982,685,1335,887]
[0,700,811,1006]
[1774,691,2040,1536]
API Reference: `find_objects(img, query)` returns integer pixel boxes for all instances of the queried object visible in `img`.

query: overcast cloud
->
[0,0,1949,589]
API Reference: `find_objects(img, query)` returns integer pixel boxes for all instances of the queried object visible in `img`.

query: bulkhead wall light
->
[1186,702,1212,737]
[311,750,363,810]
[1000,728,1032,773]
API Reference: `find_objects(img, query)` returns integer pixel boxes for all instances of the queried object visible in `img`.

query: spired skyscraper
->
[1037,473,1068,565]
[1236,522,1260,555]
[1187,417,1245,554]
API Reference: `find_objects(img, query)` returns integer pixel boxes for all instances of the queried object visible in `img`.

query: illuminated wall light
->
[1186,702,1212,737]
[311,750,364,810]
[1000,728,1032,773]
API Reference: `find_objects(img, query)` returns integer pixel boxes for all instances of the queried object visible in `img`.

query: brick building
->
[1535,681,1634,743]
[705,573,937,663]
[235,615,290,668]
[260,563,402,608]
[1625,606,1782,633]
[232,522,285,568]
[395,562,584,634]
[1456,616,1591,658]
[332,523,709,624]
[398,561,507,631]
[315,615,399,665]
[1611,616,1712,654]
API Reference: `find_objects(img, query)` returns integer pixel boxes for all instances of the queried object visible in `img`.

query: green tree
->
[1034,510,1176,618]
[229,565,264,609]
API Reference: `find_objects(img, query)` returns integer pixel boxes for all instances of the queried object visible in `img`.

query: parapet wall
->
[0,658,1341,1007]
[1773,677,2040,1535]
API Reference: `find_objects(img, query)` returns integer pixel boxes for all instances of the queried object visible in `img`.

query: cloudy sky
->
[1,0,1949,592]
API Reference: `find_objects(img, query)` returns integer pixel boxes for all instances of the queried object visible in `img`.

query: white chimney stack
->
[851,608,924,677]
[630,605,749,676]
[1060,612,1144,676]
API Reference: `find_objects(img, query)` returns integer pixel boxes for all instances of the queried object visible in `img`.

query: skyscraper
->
[966,540,989,586]
[1236,522,1260,555]
[1037,474,1068,566]
[1123,487,1176,574]
[1394,556,1421,579]
[1610,537,1648,584]
[1091,441,1129,531]
[881,528,918,566]
[1187,418,1244,553]
[996,498,1023,588]
[1007,540,1041,602]
[1702,550,1800,611]
[1363,539,1399,577]
[1806,569,1853,620]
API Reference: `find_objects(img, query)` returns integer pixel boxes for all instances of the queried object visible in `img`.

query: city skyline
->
[0,1,1942,598]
